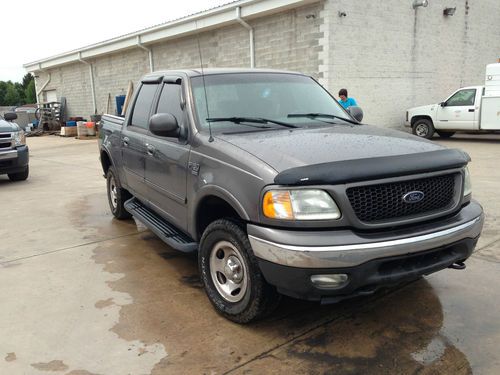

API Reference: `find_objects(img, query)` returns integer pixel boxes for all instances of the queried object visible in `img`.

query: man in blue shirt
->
[338,88,357,109]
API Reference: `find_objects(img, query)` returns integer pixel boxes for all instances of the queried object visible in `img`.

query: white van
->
[406,63,500,138]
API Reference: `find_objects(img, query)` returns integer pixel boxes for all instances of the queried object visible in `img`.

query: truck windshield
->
[191,73,352,132]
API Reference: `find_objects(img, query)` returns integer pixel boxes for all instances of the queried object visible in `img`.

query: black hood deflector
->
[274,149,470,186]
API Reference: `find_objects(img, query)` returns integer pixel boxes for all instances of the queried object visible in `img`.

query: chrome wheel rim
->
[415,123,429,137]
[109,176,118,210]
[209,241,248,303]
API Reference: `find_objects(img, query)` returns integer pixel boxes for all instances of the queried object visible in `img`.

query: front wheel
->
[8,166,29,181]
[412,119,435,139]
[106,166,132,220]
[199,219,280,323]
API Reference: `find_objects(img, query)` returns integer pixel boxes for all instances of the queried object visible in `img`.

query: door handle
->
[123,137,129,147]
[468,109,475,112]
[146,143,155,156]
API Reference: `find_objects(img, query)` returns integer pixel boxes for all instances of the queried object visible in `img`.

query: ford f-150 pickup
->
[99,68,484,323]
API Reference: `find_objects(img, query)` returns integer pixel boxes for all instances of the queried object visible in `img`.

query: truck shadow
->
[434,133,500,144]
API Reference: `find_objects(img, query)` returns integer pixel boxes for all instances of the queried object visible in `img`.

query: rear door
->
[121,82,160,198]
[435,88,477,130]
[144,77,190,229]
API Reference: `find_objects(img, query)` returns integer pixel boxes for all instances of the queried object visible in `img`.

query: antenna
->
[195,21,214,142]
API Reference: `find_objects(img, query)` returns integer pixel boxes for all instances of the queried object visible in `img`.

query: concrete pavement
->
[0,134,499,375]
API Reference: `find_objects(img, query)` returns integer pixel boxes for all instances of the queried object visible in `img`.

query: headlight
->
[463,167,472,196]
[263,189,341,220]
[13,130,26,147]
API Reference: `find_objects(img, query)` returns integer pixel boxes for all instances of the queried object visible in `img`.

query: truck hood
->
[408,103,437,115]
[0,120,20,133]
[215,124,444,172]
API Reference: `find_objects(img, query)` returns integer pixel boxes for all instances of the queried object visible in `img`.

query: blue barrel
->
[116,95,126,115]
[66,121,77,127]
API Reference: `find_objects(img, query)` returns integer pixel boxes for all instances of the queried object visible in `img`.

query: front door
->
[144,79,190,229]
[436,88,477,130]
[121,82,159,198]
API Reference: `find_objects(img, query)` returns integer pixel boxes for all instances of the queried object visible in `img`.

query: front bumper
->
[0,146,29,174]
[248,201,484,301]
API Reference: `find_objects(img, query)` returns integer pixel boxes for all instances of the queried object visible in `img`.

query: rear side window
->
[156,83,183,124]
[130,84,158,128]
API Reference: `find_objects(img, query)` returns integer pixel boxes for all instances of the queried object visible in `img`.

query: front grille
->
[346,173,457,223]
[0,133,10,138]
[0,142,11,149]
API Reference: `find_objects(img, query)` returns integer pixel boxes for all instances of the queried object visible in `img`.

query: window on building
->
[130,83,158,128]
[446,89,476,107]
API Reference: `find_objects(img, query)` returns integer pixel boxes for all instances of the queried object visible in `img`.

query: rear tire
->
[436,131,455,138]
[199,219,280,323]
[8,166,29,181]
[106,166,132,220]
[412,119,435,139]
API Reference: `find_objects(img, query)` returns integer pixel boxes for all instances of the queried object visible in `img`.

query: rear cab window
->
[130,83,159,129]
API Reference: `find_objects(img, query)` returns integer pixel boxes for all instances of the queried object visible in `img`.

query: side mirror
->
[440,102,446,107]
[347,106,363,122]
[149,113,179,137]
[4,112,17,121]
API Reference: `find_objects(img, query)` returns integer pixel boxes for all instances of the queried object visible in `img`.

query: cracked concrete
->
[1,134,499,374]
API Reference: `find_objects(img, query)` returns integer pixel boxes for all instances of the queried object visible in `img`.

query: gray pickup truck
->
[99,69,484,323]
[0,113,29,181]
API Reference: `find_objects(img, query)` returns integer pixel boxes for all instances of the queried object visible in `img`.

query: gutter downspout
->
[78,52,97,114]
[236,6,255,68]
[35,63,51,104]
[137,35,154,73]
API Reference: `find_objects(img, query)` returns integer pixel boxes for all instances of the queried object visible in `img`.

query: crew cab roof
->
[140,68,305,82]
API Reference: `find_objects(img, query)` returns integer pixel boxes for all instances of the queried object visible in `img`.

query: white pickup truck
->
[406,63,500,139]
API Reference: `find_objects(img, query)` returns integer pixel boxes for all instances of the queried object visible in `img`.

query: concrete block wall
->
[36,62,93,119]
[35,3,322,118]
[319,0,500,128]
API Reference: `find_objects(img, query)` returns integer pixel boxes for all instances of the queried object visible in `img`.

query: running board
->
[124,198,198,253]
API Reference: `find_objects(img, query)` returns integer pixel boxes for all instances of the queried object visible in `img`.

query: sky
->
[1,0,231,82]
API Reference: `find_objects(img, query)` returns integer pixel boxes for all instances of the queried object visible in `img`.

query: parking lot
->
[1,134,499,375]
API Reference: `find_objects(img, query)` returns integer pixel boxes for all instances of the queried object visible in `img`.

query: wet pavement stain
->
[4,352,16,362]
[31,360,69,372]
[65,370,102,375]
[94,298,115,309]
[231,281,472,375]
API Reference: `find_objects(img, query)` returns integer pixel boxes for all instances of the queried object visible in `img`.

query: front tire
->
[8,166,29,181]
[412,119,435,139]
[106,166,132,220]
[199,219,280,323]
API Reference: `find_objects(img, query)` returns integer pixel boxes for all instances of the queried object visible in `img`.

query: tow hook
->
[449,262,466,270]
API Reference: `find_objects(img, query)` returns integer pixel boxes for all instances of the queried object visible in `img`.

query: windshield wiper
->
[207,117,297,128]
[287,113,359,125]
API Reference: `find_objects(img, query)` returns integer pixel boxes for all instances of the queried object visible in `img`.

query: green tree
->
[24,80,36,104]
[4,84,21,106]
[0,81,7,105]
[21,73,33,90]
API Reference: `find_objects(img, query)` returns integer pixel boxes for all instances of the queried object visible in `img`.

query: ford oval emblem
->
[402,191,425,203]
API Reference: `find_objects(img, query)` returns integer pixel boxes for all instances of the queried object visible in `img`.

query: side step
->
[124,198,198,253]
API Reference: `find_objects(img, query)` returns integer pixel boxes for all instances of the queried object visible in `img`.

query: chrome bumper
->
[248,203,484,268]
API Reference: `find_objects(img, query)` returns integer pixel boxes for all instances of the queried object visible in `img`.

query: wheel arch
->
[191,186,250,241]
[100,149,113,175]
[411,115,434,127]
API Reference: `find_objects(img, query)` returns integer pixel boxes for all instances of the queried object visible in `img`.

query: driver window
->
[446,89,476,107]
